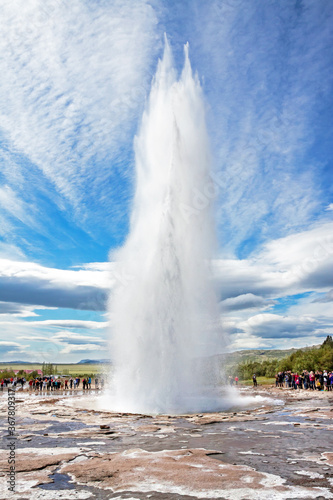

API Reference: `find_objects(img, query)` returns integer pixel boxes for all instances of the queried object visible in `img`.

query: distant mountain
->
[3,346,320,367]
[77,359,111,364]
[4,360,33,364]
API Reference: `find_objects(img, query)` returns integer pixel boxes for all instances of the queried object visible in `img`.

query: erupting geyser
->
[108,39,226,414]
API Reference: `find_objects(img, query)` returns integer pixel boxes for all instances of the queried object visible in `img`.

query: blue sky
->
[0,0,332,362]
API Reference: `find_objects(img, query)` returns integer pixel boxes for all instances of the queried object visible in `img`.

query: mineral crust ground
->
[0,386,332,499]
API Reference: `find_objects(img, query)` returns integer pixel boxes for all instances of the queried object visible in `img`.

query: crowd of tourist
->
[274,370,333,390]
[0,375,105,391]
[214,371,333,390]
[2,371,333,392]
[0,377,25,388]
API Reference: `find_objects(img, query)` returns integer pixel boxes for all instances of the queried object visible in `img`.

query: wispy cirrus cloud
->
[0,242,26,261]
[0,185,39,230]
[0,0,159,245]
[190,0,333,256]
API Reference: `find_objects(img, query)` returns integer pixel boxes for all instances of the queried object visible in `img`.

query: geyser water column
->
[108,40,225,414]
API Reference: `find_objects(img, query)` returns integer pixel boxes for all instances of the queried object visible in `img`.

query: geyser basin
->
[63,388,280,416]
[108,39,227,414]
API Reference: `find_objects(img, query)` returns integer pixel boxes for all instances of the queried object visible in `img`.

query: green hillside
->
[214,344,319,371]
[225,336,333,380]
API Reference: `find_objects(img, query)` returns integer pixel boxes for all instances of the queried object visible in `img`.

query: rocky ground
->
[0,386,332,499]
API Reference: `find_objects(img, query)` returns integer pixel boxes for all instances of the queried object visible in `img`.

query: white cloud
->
[28,319,108,329]
[0,301,40,317]
[78,262,111,272]
[314,289,333,303]
[3,318,108,331]
[238,313,327,339]
[0,258,110,310]
[0,341,25,347]
[282,294,333,328]
[59,344,106,355]
[12,329,107,360]
[52,331,106,344]
[0,340,29,356]
[221,293,275,312]
[326,203,333,211]
[214,221,333,302]
[227,333,272,351]
[257,222,333,270]
[16,335,49,342]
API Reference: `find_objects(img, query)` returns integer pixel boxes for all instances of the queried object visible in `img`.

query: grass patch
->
[240,376,275,386]
[0,363,110,377]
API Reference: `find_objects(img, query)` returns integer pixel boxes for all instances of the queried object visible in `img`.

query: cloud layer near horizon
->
[0,222,332,360]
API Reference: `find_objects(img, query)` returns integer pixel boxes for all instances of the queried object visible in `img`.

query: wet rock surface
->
[0,386,332,499]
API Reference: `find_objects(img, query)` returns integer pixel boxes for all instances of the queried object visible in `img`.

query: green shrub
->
[232,336,333,381]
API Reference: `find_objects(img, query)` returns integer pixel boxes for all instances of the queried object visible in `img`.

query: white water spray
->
[108,40,226,414]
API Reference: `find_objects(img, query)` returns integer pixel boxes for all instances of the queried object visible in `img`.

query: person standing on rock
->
[329,372,333,391]
[309,371,315,390]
